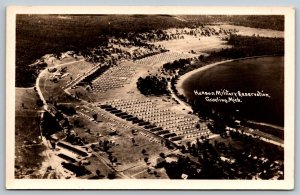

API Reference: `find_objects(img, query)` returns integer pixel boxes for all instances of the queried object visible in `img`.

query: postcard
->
[6,6,295,189]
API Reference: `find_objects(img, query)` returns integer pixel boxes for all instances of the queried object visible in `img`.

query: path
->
[168,81,193,113]
[35,58,85,178]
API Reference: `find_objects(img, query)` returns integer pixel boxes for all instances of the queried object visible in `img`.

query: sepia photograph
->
[6,6,295,189]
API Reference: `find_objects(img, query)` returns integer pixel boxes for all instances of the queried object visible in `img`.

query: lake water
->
[181,56,284,126]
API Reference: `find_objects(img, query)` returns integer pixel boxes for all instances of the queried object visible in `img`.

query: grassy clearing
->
[39,75,72,103]
[15,87,40,111]
[15,88,46,178]
[63,58,92,74]
[38,59,94,103]
[15,88,42,144]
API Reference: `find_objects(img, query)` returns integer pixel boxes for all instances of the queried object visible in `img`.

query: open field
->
[38,57,94,103]
[153,36,229,54]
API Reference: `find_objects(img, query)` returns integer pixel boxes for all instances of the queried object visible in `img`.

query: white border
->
[6,6,295,189]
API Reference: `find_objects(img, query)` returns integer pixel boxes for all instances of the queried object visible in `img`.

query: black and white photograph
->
[6,6,295,189]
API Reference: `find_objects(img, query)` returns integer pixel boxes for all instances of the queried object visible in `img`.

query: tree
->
[62,119,70,128]
[107,172,116,179]
[113,157,118,164]
[92,113,98,121]
[141,149,146,155]
[159,153,166,158]
[131,138,136,145]
[36,99,44,107]
[96,169,101,176]
[181,145,187,153]
[108,153,113,163]
[144,157,149,163]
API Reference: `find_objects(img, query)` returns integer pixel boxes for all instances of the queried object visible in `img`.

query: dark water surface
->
[182,56,284,126]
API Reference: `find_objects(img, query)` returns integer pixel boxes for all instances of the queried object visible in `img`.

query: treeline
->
[163,58,191,73]
[227,34,284,56]
[178,15,284,31]
[211,34,284,60]
[229,15,284,31]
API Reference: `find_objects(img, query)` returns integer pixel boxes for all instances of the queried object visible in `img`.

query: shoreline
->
[175,55,284,131]
[246,120,284,131]
[176,55,281,96]
[176,59,235,96]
